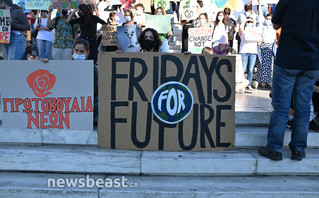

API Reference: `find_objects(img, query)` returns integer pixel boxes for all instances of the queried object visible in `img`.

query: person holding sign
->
[238,17,262,92]
[138,28,161,52]
[67,4,107,64]
[211,11,228,55]
[0,0,30,60]
[154,7,172,52]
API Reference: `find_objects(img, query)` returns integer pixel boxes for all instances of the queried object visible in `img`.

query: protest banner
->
[0,9,10,44]
[14,0,29,12]
[101,25,117,46]
[145,15,171,34]
[25,0,51,10]
[117,25,141,52]
[181,0,198,21]
[98,52,235,151]
[154,0,170,11]
[51,0,83,9]
[187,28,213,54]
[135,0,151,13]
[0,61,94,130]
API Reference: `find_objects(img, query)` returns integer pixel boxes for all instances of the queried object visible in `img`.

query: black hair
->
[244,3,252,11]
[138,28,162,52]
[78,4,92,28]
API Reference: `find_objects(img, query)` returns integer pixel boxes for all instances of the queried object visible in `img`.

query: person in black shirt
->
[67,4,106,64]
[258,0,319,161]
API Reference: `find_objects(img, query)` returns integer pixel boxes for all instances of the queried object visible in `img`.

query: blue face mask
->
[72,53,86,60]
[265,20,271,26]
[125,16,131,22]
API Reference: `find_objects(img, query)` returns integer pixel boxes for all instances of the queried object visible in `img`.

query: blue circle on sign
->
[151,81,194,124]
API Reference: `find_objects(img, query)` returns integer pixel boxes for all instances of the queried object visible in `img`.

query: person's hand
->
[6,18,12,25]
[115,50,122,53]
[40,58,49,63]
[48,5,53,13]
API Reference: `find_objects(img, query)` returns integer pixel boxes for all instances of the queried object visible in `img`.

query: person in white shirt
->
[34,10,53,60]
[239,17,262,92]
[134,3,146,28]
[256,14,276,89]
[212,11,228,55]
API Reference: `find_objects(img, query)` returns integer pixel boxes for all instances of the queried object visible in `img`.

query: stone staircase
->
[0,89,319,197]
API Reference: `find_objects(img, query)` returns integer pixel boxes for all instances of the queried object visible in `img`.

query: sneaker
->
[258,147,283,161]
[290,147,306,161]
[245,86,253,93]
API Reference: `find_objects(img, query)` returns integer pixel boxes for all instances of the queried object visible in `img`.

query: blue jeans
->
[37,39,52,59]
[267,65,319,152]
[2,32,26,60]
[241,53,257,86]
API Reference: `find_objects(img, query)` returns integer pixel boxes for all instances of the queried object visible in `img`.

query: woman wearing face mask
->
[211,11,228,55]
[34,10,53,60]
[198,13,210,28]
[0,0,30,60]
[121,9,135,26]
[72,38,99,124]
[256,14,276,90]
[67,4,107,64]
[239,17,262,92]
[154,7,172,53]
[138,28,162,52]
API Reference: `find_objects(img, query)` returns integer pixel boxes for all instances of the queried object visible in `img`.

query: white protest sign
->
[0,61,94,130]
[188,28,213,54]
[0,9,10,44]
[145,15,171,34]
[181,0,198,21]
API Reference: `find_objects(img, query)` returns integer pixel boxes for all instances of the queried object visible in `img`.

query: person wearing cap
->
[0,0,30,60]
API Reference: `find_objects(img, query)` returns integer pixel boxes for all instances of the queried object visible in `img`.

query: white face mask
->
[200,19,206,25]
[73,53,86,60]
[265,20,271,26]
[245,11,251,16]
[246,23,253,28]
[157,12,162,15]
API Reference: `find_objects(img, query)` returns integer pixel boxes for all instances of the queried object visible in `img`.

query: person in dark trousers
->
[258,0,319,161]
[67,4,107,64]
[223,7,236,48]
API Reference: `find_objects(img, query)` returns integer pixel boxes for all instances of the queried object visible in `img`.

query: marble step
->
[0,172,319,198]
[0,145,318,176]
[1,126,318,148]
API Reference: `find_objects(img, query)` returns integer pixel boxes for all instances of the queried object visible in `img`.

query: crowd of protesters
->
[1,0,319,140]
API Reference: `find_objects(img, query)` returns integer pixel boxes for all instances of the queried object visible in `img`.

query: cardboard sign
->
[117,25,141,52]
[0,9,10,44]
[101,25,118,46]
[181,0,198,20]
[135,0,151,13]
[188,28,213,54]
[51,0,84,9]
[154,0,170,11]
[98,53,236,151]
[25,0,51,10]
[0,61,94,130]
[145,15,171,34]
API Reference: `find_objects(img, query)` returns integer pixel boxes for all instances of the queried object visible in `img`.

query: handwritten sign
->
[25,0,51,10]
[0,9,10,44]
[51,0,83,9]
[117,25,141,52]
[181,0,198,20]
[154,0,170,11]
[145,15,171,34]
[188,28,213,54]
[0,61,94,130]
[98,52,236,151]
[101,25,118,46]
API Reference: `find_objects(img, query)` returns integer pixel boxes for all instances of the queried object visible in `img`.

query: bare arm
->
[66,10,77,23]
[47,6,53,29]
